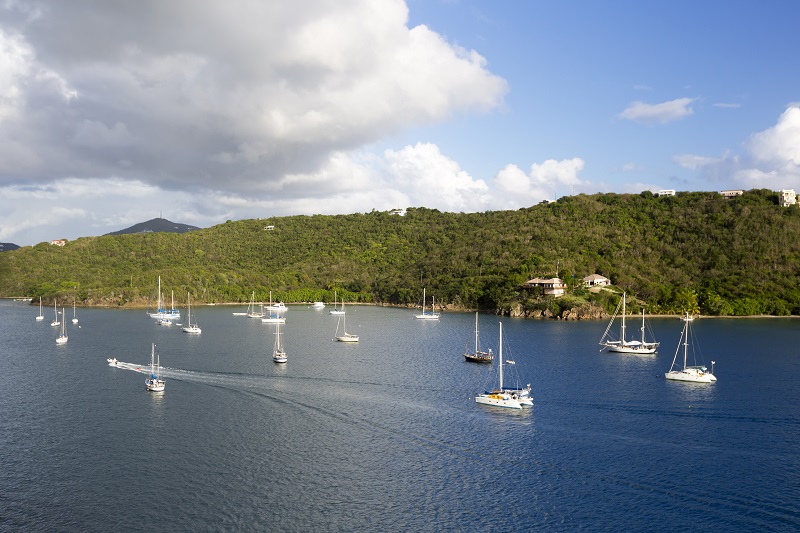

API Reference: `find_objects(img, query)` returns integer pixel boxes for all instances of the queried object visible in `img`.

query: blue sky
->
[1,0,799,246]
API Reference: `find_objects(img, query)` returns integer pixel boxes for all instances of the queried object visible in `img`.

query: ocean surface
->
[1,299,798,532]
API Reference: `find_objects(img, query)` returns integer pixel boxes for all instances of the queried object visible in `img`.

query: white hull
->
[312,302,325,309]
[145,379,165,392]
[232,312,248,316]
[56,335,68,344]
[606,343,658,354]
[329,310,345,315]
[36,316,44,321]
[262,317,286,324]
[414,313,440,320]
[665,369,716,383]
[182,326,202,334]
[273,352,287,363]
[336,335,359,342]
[475,392,522,409]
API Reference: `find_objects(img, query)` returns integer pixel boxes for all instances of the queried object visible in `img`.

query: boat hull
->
[607,344,658,354]
[475,392,522,409]
[336,335,359,343]
[145,378,165,392]
[665,369,716,383]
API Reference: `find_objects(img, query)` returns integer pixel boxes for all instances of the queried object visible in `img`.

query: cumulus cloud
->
[492,158,586,208]
[0,2,507,187]
[619,97,696,124]
[0,0,509,244]
[674,105,800,190]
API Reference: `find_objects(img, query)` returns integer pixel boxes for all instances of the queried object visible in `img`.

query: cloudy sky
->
[2,0,800,246]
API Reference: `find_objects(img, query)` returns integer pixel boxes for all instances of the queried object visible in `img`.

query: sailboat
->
[464,312,494,363]
[247,291,264,318]
[262,291,286,324]
[665,312,717,383]
[414,288,440,320]
[266,291,288,313]
[475,322,531,409]
[335,301,359,342]
[71,300,78,324]
[329,291,345,315]
[55,309,68,344]
[35,296,45,321]
[50,299,60,327]
[272,322,287,363]
[145,343,166,392]
[599,292,659,354]
[181,292,202,334]
[148,276,180,320]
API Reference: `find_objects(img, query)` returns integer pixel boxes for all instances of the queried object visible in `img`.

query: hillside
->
[1,189,799,316]
[0,243,20,252]
[105,217,200,236]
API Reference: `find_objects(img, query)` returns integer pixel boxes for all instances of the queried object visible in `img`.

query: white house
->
[522,277,567,297]
[719,190,743,198]
[657,189,676,197]
[779,189,797,207]
[582,274,610,287]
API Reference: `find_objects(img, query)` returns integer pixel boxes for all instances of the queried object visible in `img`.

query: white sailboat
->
[599,292,659,354]
[266,291,288,313]
[464,312,494,363]
[55,309,68,344]
[329,291,345,315]
[148,276,180,320]
[247,291,264,318]
[335,301,359,342]
[414,288,440,320]
[71,300,78,324]
[181,292,202,334]
[50,299,60,327]
[35,296,45,321]
[272,322,287,363]
[145,343,166,392]
[262,291,286,324]
[475,322,531,409]
[665,312,717,383]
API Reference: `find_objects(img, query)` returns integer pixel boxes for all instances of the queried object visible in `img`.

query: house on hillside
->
[522,277,567,297]
[657,189,676,197]
[720,189,743,198]
[582,274,610,287]
[779,189,797,207]
[50,239,66,246]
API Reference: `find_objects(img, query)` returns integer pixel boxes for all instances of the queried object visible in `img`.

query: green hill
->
[2,189,799,316]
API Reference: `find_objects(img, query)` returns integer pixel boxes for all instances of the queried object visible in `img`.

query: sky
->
[1,0,800,246]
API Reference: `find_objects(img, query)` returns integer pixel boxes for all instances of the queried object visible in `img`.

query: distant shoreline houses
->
[522,274,611,298]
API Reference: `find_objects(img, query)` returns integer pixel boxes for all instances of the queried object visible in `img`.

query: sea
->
[1,298,798,532]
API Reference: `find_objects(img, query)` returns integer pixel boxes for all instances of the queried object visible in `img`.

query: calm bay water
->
[1,298,798,531]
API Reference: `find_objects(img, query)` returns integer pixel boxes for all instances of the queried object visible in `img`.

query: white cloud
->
[747,106,800,165]
[619,97,696,124]
[713,102,741,109]
[673,154,721,170]
[0,0,506,190]
[492,158,586,207]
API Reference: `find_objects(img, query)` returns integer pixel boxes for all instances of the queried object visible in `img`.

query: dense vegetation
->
[2,189,799,316]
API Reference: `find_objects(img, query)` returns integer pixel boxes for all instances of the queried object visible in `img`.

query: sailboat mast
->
[682,314,689,369]
[620,293,627,343]
[641,309,646,343]
[474,313,479,353]
[498,322,504,389]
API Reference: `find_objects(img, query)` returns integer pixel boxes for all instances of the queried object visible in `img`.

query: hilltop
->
[105,217,200,236]
[1,189,799,317]
[0,243,20,252]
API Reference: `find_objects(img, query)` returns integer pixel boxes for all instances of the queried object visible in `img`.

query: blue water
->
[1,299,798,531]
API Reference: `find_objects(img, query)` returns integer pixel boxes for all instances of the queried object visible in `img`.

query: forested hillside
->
[2,189,799,316]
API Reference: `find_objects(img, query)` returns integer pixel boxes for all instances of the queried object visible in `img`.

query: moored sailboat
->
[464,312,493,363]
[414,288,440,320]
[181,292,202,334]
[335,301,358,342]
[55,308,68,344]
[599,292,659,354]
[272,322,287,363]
[665,312,717,383]
[475,322,531,409]
[36,296,44,321]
